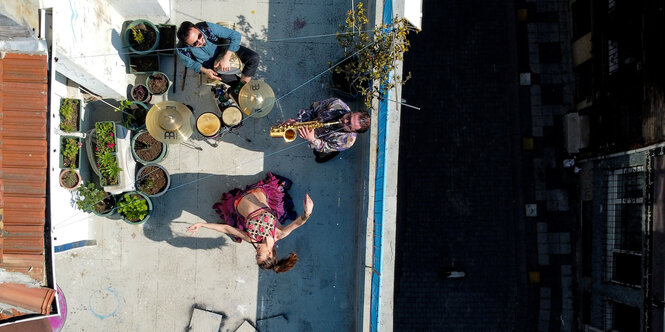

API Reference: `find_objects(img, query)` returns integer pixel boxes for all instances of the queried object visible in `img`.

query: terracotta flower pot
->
[59,169,81,190]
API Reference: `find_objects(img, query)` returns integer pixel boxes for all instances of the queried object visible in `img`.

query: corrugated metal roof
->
[0,52,51,321]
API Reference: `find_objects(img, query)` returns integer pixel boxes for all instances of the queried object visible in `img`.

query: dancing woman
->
[187,173,313,273]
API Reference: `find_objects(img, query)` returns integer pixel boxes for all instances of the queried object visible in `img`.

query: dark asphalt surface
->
[395,0,528,330]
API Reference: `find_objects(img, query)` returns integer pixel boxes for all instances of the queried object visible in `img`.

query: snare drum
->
[196,112,222,138]
[221,106,243,128]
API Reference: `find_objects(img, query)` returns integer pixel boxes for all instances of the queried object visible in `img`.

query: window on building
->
[583,291,592,325]
[575,60,593,104]
[582,200,593,277]
[608,40,619,75]
[606,300,640,332]
[605,166,644,286]
[572,0,592,40]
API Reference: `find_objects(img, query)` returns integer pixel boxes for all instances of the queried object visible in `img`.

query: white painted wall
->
[108,0,170,22]
[49,0,130,98]
[0,0,41,33]
[404,0,422,30]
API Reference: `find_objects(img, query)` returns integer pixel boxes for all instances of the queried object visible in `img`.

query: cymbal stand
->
[180,139,203,151]
[217,125,251,143]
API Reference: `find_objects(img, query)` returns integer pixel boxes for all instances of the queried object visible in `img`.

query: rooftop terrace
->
[0,0,409,330]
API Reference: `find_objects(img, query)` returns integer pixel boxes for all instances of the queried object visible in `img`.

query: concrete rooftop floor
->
[52,1,370,331]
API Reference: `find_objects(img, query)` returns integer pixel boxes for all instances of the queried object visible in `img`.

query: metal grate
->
[604,166,644,286]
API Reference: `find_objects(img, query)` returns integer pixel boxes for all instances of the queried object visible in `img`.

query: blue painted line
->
[370,0,393,330]
[55,240,97,253]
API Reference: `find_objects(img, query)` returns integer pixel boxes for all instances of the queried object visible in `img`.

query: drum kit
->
[146,48,276,145]
[146,78,275,145]
[194,79,274,140]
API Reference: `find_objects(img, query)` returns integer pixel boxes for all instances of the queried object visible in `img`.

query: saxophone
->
[270,120,341,142]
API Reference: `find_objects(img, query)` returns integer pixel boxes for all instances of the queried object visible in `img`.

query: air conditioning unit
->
[564,112,590,153]
[585,325,604,332]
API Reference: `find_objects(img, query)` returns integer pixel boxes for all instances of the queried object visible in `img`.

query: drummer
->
[176,21,259,96]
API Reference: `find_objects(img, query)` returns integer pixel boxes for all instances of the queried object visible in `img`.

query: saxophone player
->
[283,98,371,163]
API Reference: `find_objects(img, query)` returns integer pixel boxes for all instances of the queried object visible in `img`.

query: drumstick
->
[172,55,177,93]
[181,67,187,91]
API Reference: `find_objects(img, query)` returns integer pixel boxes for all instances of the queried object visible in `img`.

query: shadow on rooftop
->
[142,173,261,250]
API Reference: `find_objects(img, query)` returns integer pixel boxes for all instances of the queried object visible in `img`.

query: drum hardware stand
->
[180,139,203,151]
[202,137,219,148]
[181,67,187,91]
[217,124,251,143]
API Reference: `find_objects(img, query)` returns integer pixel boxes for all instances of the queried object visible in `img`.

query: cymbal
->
[146,101,195,143]
[237,80,275,118]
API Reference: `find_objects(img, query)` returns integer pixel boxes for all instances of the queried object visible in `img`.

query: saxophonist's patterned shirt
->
[296,98,357,153]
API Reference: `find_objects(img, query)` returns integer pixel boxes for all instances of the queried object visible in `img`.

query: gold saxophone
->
[270,120,341,142]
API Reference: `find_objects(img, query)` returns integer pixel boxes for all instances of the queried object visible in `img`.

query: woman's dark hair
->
[177,21,196,42]
[354,112,371,133]
[258,248,298,273]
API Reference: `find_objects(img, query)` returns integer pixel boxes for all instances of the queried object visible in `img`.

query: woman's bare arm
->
[277,194,313,240]
[187,222,251,242]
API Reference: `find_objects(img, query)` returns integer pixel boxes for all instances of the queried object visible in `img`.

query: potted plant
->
[131,129,167,164]
[124,19,160,54]
[59,98,82,133]
[96,149,122,186]
[128,54,160,74]
[117,191,153,225]
[75,182,117,217]
[331,2,414,110]
[130,84,152,103]
[157,24,176,55]
[59,168,81,190]
[95,121,117,152]
[59,137,82,169]
[146,72,170,96]
[136,164,170,197]
[115,99,148,131]
[94,121,122,187]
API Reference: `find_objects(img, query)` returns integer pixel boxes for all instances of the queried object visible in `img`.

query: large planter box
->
[59,98,83,133]
[94,121,118,153]
[128,54,160,74]
[59,136,82,170]
[157,24,176,55]
[93,121,120,187]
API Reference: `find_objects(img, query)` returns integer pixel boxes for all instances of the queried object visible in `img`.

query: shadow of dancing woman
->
[187,172,313,273]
